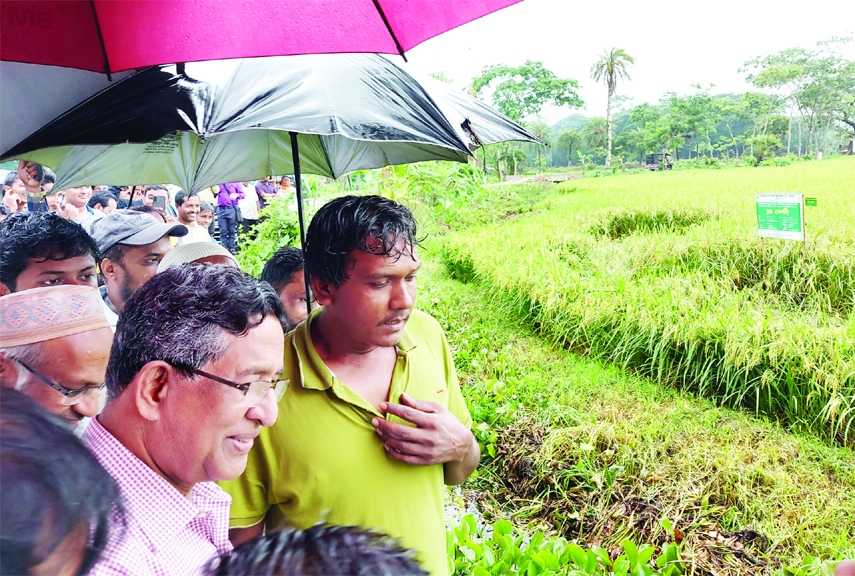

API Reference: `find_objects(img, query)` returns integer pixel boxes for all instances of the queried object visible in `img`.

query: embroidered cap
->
[0,286,110,348]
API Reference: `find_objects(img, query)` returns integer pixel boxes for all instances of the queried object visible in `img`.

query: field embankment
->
[440,158,855,445]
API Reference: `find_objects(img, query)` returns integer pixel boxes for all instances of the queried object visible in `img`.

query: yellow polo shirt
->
[219,309,471,576]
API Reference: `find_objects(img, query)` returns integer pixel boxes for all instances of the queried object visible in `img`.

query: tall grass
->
[441,158,855,445]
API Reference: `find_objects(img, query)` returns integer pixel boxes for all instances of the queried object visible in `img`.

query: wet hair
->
[107,264,284,398]
[199,202,214,214]
[3,171,20,189]
[89,190,118,210]
[260,246,304,293]
[174,190,198,207]
[303,195,421,286]
[0,212,100,292]
[0,388,124,575]
[208,524,428,576]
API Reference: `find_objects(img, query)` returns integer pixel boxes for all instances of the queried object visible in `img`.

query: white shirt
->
[179,221,213,245]
[99,285,119,331]
[238,184,259,220]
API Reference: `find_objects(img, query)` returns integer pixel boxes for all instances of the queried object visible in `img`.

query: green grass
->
[438,157,855,445]
[418,239,855,574]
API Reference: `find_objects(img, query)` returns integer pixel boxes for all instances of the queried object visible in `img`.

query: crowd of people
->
[2,167,300,255]
[0,161,478,575]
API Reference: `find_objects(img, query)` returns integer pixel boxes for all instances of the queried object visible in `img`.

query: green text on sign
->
[756,193,804,242]
[805,197,817,207]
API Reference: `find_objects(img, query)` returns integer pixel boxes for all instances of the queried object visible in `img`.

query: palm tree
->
[557,129,581,166]
[590,48,635,169]
[524,119,554,169]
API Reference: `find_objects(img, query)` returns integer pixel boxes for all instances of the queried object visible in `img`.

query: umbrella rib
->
[87,0,112,80]
[371,0,407,62]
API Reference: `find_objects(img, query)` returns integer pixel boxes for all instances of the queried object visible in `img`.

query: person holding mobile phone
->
[143,185,170,209]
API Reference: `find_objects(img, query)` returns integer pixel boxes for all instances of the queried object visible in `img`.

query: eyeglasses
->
[167,362,288,407]
[12,358,106,406]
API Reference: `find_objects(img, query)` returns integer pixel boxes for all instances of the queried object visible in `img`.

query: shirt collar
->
[83,417,231,553]
[291,309,417,392]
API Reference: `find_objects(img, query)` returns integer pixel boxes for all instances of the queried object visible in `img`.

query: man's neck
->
[99,404,195,499]
[179,217,194,227]
[311,310,382,359]
[105,286,123,315]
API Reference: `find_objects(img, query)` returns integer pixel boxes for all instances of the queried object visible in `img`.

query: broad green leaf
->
[568,544,588,568]
[494,519,514,537]
[621,540,640,563]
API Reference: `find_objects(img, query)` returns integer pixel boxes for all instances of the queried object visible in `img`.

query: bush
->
[236,198,302,276]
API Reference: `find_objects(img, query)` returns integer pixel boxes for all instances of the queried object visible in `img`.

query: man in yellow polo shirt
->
[219,195,479,576]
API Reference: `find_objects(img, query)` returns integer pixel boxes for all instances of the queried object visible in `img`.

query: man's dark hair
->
[128,204,167,223]
[208,524,428,576]
[0,212,100,292]
[107,264,284,398]
[3,171,20,189]
[261,246,304,293]
[0,388,124,576]
[145,185,168,193]
[304,195,420,286]
[41,168,56,185]
[174,190,197,207]
[89,190,118,210]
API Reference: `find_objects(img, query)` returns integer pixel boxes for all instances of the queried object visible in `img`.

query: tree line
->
[465,38,854,173]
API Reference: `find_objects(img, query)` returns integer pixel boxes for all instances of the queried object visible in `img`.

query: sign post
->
[755,194,804,241]
[755,193,806,280]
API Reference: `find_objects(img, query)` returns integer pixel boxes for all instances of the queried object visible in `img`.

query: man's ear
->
[0,353,20,388]
[310,275,335,307]
[0,282,10,297]
[133,361,173,422]
[100,258,118,280]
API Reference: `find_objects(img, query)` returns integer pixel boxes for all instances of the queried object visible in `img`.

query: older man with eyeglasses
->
[81,263,285,576]
[0,285,112,431]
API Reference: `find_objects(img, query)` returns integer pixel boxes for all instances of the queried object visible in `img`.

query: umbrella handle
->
[289,132,312,318]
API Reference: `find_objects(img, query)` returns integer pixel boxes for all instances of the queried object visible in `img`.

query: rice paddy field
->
[420,158,855,574]
[440,158,855,446]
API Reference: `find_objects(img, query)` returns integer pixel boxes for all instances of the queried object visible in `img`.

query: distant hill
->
[552,114,588,132]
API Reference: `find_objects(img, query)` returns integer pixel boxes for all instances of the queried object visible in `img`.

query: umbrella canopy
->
[0,0,522,75]
[2,54,474,193]
[0,63,135,155]
[420,76,545,149]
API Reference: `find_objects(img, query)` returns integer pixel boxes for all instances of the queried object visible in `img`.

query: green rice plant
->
[589,209,713,240]
[419,250,855,572]
[439,157,855,445]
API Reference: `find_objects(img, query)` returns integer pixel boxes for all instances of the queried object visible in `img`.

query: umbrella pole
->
[289,131,312,318]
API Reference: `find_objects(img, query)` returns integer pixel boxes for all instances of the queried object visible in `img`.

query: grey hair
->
[106,264,285,399]
[0,343,46,391]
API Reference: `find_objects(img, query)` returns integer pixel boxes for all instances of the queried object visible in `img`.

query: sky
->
[400,0,854,125]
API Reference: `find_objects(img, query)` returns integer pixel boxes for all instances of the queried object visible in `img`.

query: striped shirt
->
[83,417,233,575]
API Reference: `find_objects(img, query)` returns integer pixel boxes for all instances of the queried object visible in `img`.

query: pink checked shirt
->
[82,417,233,576]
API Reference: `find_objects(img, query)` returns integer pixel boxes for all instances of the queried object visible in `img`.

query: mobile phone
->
[152,195,166,210]
[34,163,44,184]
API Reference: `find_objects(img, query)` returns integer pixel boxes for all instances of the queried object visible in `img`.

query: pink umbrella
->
[1,0,521,76]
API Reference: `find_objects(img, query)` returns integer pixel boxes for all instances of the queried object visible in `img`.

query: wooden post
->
[801,195,807,261]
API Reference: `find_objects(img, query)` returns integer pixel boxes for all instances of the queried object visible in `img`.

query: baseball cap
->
[91,209,188,254]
